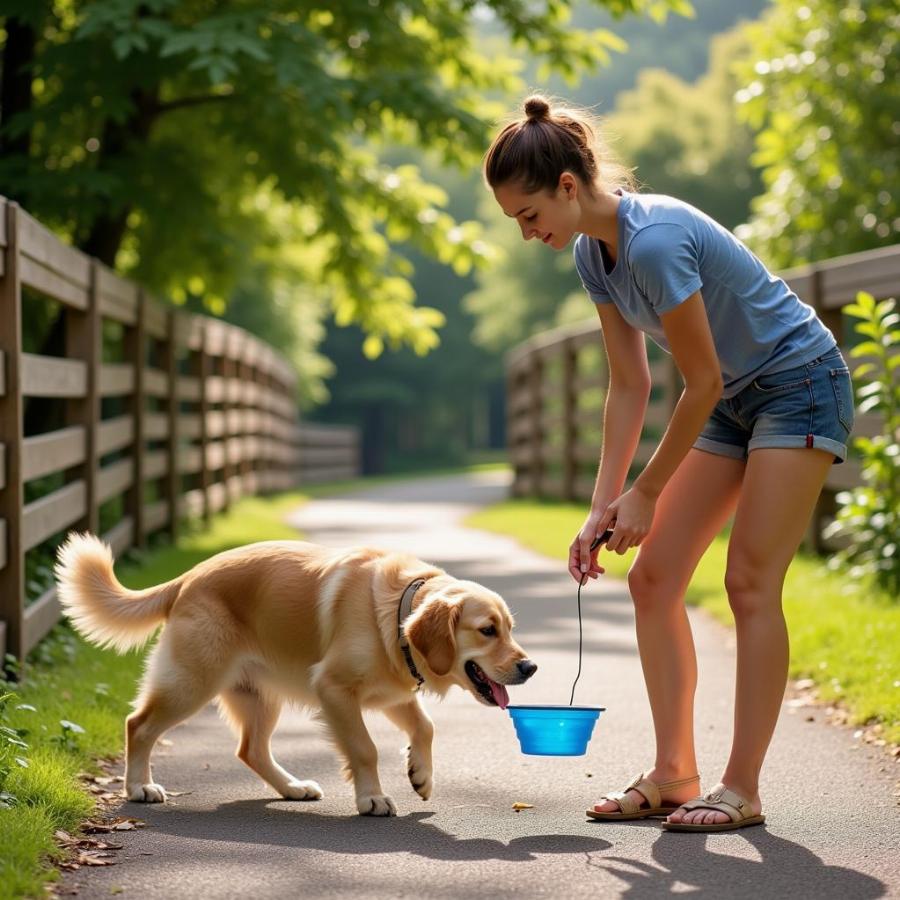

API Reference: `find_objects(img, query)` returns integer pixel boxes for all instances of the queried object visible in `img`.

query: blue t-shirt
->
[573,192,836,399]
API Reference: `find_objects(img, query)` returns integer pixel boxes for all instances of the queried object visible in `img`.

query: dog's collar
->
[397,578,427,691]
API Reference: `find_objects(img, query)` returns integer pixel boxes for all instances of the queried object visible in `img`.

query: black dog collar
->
[397,579,427,691]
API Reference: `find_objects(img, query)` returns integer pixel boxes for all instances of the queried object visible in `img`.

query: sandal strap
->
[600,789,641,816]
[677,787,754,823]
[622,772,661,810]
[654,773,700,792]
[599,772,656,815]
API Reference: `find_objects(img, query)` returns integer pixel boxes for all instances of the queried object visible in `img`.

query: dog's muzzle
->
[465,658,538,709]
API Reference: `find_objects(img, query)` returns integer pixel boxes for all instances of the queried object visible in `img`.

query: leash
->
[569,528,614,706]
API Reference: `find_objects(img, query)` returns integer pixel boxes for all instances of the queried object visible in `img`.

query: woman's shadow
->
[586,824,886,898]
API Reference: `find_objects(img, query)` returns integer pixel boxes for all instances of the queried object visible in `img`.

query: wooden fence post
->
[562,340,578,501]
[165,308,179,543]
[125,289,146,549]
[193,318,211,526]
[0,202,24,668]
[221,349,233,513]
[64,260,100,536]
[529,353,544,497]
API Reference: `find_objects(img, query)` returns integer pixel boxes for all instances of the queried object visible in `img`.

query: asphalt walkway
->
[62,470,898,898]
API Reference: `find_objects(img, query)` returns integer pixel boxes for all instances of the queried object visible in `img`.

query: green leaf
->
[850,341,883,358]
[60,720,85,734]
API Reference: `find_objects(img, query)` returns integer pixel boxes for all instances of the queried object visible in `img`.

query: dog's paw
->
[357,793,397,817]
[281,780,323,801]
[406,750,433,801]
[127,782,167,803]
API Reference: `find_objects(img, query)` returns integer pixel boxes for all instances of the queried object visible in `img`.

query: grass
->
[465,497,900,746]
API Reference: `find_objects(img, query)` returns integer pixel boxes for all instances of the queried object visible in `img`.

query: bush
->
[825,292,900,596]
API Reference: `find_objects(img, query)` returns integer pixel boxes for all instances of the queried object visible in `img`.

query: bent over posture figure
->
[483,94,854,832]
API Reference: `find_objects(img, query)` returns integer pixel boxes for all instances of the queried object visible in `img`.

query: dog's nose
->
[517,659,538,680]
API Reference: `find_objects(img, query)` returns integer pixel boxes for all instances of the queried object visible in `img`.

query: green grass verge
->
[465,497,900,746]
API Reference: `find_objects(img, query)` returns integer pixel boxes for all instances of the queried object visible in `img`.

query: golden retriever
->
[54,534,536,816]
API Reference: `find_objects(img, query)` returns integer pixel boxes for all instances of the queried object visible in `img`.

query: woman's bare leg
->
[668,447,834,825]
[592,449,744,812]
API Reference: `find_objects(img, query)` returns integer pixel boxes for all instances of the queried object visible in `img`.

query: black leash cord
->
[569,528,614,707]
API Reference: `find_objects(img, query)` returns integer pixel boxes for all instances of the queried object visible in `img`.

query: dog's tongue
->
[490,680,509,710]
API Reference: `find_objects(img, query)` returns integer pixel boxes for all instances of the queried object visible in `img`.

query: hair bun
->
[524,95,550,122]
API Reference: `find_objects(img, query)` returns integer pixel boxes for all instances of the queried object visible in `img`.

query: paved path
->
[64,471,898,898]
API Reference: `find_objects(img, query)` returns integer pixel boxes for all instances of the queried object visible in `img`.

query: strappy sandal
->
[661,786,765,832]
[586,772,700,821]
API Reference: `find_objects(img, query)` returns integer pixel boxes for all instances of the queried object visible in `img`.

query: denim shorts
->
[694,348,855,464]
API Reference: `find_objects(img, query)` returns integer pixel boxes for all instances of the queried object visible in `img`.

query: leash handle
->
[590,527,614,553]
[570,527,615,706]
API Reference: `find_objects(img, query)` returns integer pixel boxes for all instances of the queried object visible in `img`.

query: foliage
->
[537,0,767,110]
[464,193,585,356]
[0,688,31,809]
[48,720,86,754]
[0,0,690,382]
[825,292,900,596]
[734,0,899,266]
[604,26,762,230]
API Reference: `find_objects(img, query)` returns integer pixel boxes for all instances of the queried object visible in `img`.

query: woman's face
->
[493,173,581,250]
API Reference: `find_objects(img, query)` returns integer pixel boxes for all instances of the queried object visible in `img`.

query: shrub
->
[825,292,900,596]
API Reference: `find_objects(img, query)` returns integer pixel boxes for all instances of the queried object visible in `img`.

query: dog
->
[54,534,536,816]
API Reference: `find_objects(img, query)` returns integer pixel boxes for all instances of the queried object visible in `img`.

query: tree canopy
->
[734,0,899,266]
[0,0,688,379]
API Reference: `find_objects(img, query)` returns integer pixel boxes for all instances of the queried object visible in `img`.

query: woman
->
[483,95,854,832]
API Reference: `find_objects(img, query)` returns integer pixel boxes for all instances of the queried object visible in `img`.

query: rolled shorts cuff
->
[693,436,747,460]
[748,434,848,462]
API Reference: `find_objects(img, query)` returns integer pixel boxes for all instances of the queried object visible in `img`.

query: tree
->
[604,25,762,231]
[0,0,690,366]
[733,0,900,266]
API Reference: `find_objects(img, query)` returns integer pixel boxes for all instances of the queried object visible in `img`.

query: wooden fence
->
[0,198,360,666]
[506,242,900,548]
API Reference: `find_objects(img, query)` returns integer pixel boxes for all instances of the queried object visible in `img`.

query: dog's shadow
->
[151,800,611,862]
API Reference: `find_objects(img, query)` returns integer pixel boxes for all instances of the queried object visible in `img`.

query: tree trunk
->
[0,14,40,205]
[77,86,159,267]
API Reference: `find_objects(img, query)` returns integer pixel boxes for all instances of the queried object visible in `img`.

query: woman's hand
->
[599,485,657,555]
[568,510,611,583]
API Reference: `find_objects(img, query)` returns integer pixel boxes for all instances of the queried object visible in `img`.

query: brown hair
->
[483,94,636,196]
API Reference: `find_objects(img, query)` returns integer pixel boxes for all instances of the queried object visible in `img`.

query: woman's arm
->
[599,290,723,554]
[569,303,650,580]
[594,303,652,503]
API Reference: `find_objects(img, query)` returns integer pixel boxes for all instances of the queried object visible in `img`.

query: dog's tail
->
[54,532,182,653]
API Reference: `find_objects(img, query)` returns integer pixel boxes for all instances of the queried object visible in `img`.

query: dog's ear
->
[406,600,461,677]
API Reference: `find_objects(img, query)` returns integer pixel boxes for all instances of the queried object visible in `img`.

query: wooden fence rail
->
[0,198,360,666]
[505,242,900,549]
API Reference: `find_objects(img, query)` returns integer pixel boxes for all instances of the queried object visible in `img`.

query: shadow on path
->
[157,803,612,863]
[135,799,886,898]
[589,826,886,899]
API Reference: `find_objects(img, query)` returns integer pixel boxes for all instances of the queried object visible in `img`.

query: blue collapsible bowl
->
[507,705,605,756]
